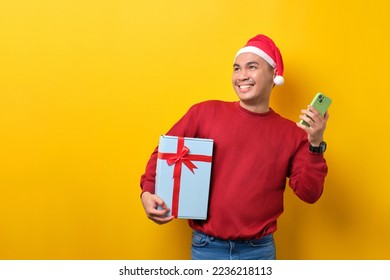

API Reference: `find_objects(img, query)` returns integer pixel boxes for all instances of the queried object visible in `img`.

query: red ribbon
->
[157,137,212,218]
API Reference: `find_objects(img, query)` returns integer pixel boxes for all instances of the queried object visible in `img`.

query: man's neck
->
[239,101,270,114]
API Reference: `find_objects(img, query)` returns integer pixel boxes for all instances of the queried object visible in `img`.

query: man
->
[140,34,329,260]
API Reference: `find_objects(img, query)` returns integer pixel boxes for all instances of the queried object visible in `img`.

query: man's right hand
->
[140,192,174,225]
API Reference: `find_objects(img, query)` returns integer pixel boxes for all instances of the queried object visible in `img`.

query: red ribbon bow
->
[157,137,212,218]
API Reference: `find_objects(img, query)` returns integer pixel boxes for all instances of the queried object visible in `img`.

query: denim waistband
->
[193,230,273,243]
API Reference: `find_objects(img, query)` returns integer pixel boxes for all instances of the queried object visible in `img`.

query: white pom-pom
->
[273,75,284,86]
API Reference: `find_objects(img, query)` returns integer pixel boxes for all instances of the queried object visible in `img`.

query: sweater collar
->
[234,101,275,118]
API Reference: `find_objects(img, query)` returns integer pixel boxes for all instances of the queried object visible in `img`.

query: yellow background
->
[1,0,389,259]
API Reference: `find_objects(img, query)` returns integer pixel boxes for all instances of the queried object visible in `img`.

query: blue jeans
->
[191,230,276,260]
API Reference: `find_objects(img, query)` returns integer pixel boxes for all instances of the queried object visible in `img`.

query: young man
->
[140,34,329,260]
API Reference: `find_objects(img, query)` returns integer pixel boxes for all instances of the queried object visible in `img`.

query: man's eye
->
[249,65,257,70]
[233,67,240,72]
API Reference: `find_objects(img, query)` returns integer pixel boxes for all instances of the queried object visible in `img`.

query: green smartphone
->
[300,93,332,127]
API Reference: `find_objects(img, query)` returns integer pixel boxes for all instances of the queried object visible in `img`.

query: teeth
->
[239,85,252,89]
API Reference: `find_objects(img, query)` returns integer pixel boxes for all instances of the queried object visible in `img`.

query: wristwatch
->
[309,141,327,154]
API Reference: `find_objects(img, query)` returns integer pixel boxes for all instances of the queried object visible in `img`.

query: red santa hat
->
[235,34,284,86]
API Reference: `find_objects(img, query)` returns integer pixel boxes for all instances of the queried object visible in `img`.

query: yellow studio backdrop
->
[0,0,389,259]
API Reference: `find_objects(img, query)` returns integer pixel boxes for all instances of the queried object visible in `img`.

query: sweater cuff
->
[140,182,155,196]
[308,151,328,172]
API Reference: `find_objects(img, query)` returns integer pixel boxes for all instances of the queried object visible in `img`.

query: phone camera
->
[318,94,324,104]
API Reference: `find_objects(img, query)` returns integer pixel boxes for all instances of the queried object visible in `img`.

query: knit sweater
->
[140,100,328,240]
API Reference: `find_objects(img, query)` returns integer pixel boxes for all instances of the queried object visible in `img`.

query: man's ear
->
[273,68,278,78]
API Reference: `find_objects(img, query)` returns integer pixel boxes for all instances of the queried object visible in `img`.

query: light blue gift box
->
[155,135,213,220]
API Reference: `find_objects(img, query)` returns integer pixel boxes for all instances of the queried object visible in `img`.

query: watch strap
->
[309,141,327,154]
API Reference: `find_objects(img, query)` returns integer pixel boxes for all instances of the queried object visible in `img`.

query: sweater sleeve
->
[139,104,200,194]
[288,136,328,204]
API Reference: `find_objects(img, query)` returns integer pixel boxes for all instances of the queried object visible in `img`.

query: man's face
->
[232,52,275,107]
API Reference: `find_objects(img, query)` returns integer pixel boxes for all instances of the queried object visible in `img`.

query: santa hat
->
[235,34,284,86]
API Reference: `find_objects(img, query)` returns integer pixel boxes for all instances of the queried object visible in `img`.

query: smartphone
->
[300,93,332,127]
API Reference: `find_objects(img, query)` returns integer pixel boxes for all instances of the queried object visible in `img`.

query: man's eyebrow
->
[233,61,260,68]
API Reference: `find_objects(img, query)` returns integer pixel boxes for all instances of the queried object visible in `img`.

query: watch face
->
[309,141,326,153]
[319,141,327,153]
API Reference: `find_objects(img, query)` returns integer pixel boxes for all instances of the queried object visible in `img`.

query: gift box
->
[155,135,213,220]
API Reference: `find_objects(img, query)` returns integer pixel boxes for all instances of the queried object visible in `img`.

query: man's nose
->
[238,71,250,80]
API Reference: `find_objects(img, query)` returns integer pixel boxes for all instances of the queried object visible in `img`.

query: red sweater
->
[140,100,327,240]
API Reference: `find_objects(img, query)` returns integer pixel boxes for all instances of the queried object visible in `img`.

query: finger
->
[144,193,167,211]
[307,105,319,114]
[308,105,329,123]
[304,106,320,122]
[152,215,175,225]
[299,113,314,127]
[304,108,326,128]
[148,211,174,224]
[296,121,311,131]
[156,198,169,210]
[148,206,170,217]
[324,111,330,121]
